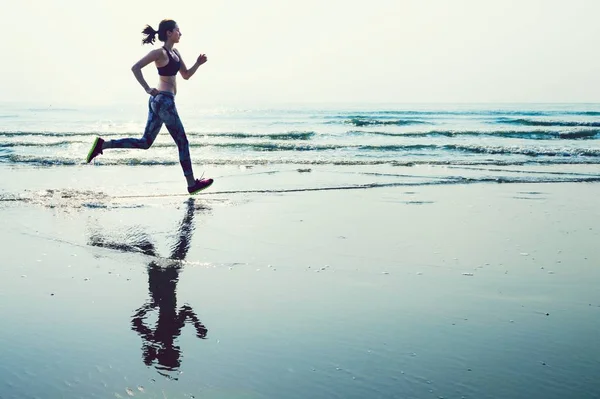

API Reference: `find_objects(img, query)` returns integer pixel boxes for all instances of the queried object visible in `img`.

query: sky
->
[2,0,600,106]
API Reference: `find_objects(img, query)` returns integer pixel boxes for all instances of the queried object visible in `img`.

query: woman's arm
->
[131,49,162,94]
[174,49,207,80]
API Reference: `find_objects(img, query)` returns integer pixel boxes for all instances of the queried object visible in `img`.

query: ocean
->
[1,102,600,187]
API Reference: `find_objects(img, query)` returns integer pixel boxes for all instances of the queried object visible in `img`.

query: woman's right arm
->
[131,49,161,95]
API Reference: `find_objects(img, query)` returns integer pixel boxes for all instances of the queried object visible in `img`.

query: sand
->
[1,163,599,399]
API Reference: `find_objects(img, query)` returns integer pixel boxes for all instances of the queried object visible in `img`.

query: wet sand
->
[1,164,599,398]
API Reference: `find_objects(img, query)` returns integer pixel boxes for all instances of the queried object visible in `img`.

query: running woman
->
[86,19,213,195]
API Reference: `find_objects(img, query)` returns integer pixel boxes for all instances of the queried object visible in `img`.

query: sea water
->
[1,102,600,185]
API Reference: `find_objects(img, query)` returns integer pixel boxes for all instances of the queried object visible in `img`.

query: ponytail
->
[141,20,177,45]
[141,25,157,45]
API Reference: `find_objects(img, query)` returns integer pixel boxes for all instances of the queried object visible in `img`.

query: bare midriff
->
[157,75,177,95]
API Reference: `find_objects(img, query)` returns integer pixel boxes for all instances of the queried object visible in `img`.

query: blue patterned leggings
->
[105,92,193,176]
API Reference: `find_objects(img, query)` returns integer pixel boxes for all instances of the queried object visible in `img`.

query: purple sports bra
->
[157,47,181,76]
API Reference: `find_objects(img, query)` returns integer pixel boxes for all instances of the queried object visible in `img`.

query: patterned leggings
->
[105,92,193,177]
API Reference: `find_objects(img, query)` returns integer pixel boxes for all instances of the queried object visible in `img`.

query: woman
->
[86,19,213,195]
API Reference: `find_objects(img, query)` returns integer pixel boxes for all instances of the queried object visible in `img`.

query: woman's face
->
[167,25,182,43]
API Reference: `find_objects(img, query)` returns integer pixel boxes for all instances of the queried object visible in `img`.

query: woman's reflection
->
[88,198,208,379]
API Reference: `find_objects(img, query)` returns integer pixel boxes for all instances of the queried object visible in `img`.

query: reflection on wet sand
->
[89,199,208,379]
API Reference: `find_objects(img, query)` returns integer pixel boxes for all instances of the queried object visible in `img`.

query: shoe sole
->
[86,137,101,163]
[189,180,213,195]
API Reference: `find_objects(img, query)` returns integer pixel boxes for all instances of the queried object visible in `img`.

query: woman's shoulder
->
[146,47,167,57]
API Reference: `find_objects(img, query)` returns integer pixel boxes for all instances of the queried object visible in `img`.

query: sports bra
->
[157,47,181,76]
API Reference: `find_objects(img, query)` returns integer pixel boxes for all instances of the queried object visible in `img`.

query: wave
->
[439,144,600,157]
[0,131,105,138]
[4,129,599,145]
[2,139,599,157]
[0,141,75,147]
[348,144,600,157]
[4,129,600,144]
[200,131,315,140]
[345,118,427,127]
[350,129,600,140]
[185,142,334,151]
[3,153,600,169]
[0,130,316,140]
[498,118,600,127]
[328,110,600,117]
[113,141,600,156]
[204,142,600,157]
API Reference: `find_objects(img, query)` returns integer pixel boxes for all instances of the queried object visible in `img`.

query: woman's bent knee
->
[139,139,152,150]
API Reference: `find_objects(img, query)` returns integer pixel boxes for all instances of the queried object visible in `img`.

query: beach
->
[4,0,600,395]
[1,161,599,398]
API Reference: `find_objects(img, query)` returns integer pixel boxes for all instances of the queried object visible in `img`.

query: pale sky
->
[2,0,600,106]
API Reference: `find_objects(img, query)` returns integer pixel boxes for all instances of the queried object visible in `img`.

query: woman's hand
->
[145,87,160,96]
[197,54,207,65]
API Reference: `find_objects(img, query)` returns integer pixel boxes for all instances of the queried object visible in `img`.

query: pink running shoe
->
[187,178,214,195]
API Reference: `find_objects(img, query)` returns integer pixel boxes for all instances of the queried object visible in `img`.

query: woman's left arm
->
[175,50,207,80]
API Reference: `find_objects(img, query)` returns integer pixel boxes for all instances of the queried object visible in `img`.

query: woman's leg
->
[154,95,196,186]
[103,97,164,150]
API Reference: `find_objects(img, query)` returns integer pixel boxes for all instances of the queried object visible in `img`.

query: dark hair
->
[141,19,177,45]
